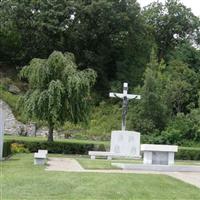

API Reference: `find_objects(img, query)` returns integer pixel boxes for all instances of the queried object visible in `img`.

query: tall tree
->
[129,51,200,135]
[69,0,152,92]
[18,51,96,141]
[143,0,200,61]
[129,51,169,134]
[0,0,151,95]
[164,60,200,114]
[167,41,200,71]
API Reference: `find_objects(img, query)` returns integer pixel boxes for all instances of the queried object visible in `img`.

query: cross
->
[0,108,4,160]
[109,82,141,131]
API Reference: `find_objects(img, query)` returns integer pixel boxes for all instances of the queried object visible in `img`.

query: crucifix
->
[0,108,4,160]
[109,82,141,131]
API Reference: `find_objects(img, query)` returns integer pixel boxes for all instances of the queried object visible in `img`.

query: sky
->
[137,0,200,17]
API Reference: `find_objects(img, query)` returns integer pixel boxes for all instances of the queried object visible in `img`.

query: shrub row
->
[4,138,200,160]
[176,147,200,160]
[3,141,12,157]
[5,139,106,155]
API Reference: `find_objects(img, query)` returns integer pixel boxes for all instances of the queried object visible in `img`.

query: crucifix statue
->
[109,82,141,131]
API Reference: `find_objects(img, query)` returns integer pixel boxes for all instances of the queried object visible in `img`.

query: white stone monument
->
[88,83,141,159]
[0,107,5,160]
[109,82,141,157]
[110,130,140,157]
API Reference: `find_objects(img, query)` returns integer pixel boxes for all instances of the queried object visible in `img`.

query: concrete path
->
[167,172,200,189]
[112,163,200,172]
[45,158,84,172]
[45,158,200,189]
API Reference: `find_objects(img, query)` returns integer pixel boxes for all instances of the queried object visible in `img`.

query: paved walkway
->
[167,172,200,189]
[46,158,84,172]
[45,158,200,189]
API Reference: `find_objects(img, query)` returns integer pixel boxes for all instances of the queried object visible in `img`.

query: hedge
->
[3,141,12,157]
[5,139,106,155]
[4,138,200,160]
[176,147,200,160]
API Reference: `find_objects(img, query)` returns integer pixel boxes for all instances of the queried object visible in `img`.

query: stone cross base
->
[110,130,141,157]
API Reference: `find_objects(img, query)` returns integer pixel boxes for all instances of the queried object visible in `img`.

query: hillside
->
[0,0,200,145]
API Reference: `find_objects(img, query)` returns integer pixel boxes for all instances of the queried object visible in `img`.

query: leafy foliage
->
[0,0,200,144]
[18,51,96,141]
[143,0,200,60]
[0,0,152,94]
[129,51,200,140]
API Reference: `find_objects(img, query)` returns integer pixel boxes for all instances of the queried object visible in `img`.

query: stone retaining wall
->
[0,99,59,137]
[0,99,23,135]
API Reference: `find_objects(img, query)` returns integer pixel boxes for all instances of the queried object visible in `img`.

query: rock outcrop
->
[0,99,58,137]
[0,99,23,135]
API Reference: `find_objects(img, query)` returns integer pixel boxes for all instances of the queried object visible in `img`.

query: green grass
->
[0,84,19,111]
[47,154,200,169]
[77,157,200,169]
[76,157,141,169]
[176,160,200,166]
[4,135,109,146]
[48,154,200,169]
[0,83,28,123]
[179,146,200,150]
[1,154,200,200]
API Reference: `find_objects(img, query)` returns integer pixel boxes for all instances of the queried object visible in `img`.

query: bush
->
[11,143,29,153]
[176,147,200,160]
[97,143,106,151]
[3,141,12,157]
[5,139,106,155]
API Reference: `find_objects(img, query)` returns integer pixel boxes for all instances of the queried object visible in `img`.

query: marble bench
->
[141,144,178,165]
[38,150,48,157]
[34,149,48,165]
[88,151,141,160]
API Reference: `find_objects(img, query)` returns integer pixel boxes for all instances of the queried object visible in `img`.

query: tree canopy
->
[18,51,96,141]
[0,0,152,94]
[143,0,200,61]
[1,0,200,144]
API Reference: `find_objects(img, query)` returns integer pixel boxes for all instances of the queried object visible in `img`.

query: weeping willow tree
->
[19,51,96,141]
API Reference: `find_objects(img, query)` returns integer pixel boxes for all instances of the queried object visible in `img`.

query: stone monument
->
[88,82,141,159]
[109,82,141,157]
[0,107,5,160]
[110,130,140,157]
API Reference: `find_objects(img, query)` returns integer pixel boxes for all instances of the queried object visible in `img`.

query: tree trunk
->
[48,122,54,142]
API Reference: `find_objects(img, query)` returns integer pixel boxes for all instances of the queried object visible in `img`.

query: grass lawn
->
[1,154,200,200]
[76,157,141,169]
[77,157,200,169]
[75,156,200,169]
[4,135,109,145]
[51,155,200,169]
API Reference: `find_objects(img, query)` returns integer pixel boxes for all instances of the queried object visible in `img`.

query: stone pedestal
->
[141,144,178,165]
[34,157,46,165]
[88,130,141,159]
[34,153,46,165]
[110,130,141,157]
